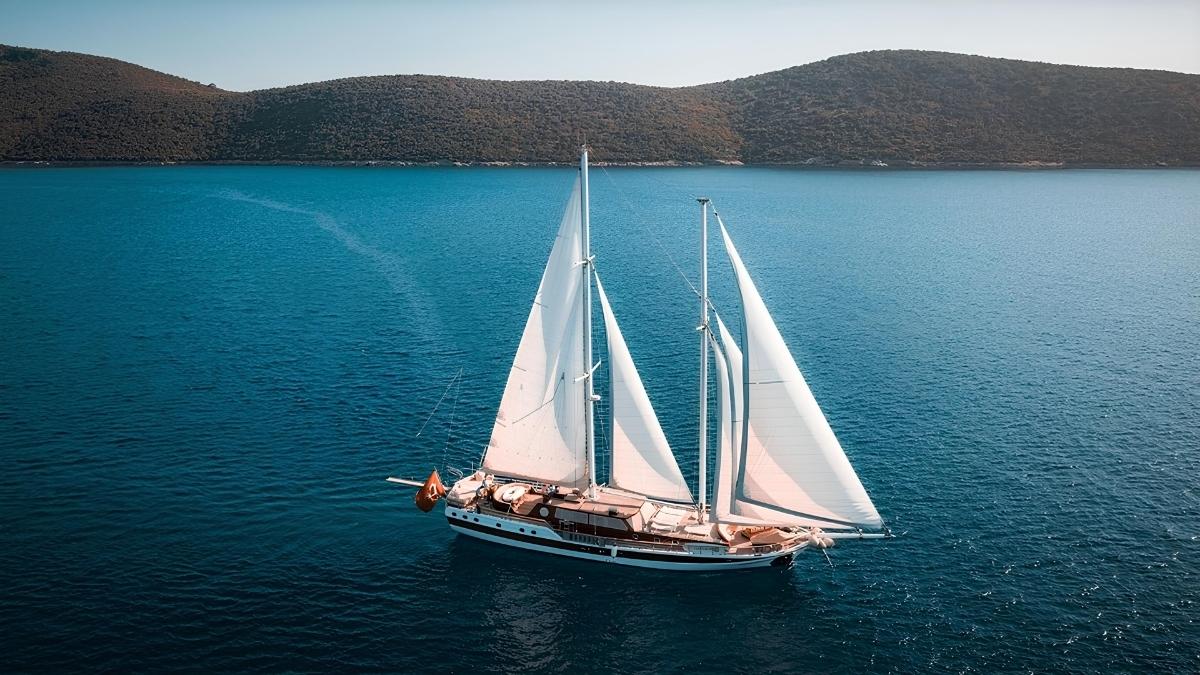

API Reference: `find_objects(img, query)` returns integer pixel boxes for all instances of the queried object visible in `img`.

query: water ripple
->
[0,166,1196,672]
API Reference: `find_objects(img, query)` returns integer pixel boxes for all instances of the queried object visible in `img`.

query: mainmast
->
[697,197,710,522]
[580,147,598,498]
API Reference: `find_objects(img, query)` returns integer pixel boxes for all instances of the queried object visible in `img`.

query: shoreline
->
[2,159,1196,170]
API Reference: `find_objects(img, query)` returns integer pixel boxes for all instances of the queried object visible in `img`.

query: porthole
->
[538,506,550,518]
[473,518,479,523]
[496,523,502,528]
[519,528,525,533]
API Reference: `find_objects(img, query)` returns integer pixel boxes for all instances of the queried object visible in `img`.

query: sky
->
[2,0,1198,91]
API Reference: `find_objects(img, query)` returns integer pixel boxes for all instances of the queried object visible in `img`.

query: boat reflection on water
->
[438,533,863,670]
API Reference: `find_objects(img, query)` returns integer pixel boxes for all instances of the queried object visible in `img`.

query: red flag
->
[415,469,447,512]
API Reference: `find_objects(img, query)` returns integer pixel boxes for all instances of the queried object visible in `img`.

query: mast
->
[581,146,597,498]
[697,197,710,522]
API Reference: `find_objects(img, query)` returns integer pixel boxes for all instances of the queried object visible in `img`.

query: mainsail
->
[711,315,797,525]
[717,222,883,530]
[595,275,693,503]
[483,179,588,488]
[710,323,747,522]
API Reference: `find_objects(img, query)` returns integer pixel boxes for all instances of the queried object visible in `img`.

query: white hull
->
[446,506,802,571]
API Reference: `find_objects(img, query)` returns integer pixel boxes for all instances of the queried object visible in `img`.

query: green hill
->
[2,44,1197,166]
[703,51,1200,165]
[0,45,233,161]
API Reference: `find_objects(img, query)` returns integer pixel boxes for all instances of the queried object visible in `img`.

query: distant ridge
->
[2,44,1198,166]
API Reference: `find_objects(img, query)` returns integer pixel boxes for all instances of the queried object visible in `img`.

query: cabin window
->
[590,515,628,531]
[552,508,628,531]
[555,509,590,524]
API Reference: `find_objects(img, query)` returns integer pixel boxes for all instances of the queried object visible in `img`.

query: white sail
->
[596,275,693,503]
[711,316,797,525]
[484,179,588,488]
[718,223,883,530]
[710,326,751,523]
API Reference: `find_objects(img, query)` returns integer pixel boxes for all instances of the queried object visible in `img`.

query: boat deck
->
[472,482,800,553]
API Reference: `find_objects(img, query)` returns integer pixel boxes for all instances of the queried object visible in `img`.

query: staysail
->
[718,222,883,530]
[596,275,693,503]
[483,179,588,488]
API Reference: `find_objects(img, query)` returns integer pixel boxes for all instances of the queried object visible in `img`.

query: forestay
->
[484,180,588,488]
[596,275,693,503]
[718,223,883,530]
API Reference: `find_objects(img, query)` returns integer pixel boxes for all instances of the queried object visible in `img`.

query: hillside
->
[703,51,1200,165]
[0,45,234,160]
[223,76,739,163]
[2,44,1198,166]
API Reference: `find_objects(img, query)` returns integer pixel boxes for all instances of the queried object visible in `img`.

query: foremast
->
[580,147,598,498]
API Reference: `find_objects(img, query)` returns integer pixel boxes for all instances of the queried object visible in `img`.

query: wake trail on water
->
[213,188,457,363]
[213,188,480,464]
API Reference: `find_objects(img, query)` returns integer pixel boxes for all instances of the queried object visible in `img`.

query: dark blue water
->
[1,166,1197,672]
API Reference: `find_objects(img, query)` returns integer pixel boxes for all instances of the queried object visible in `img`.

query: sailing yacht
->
[390,147,888,571]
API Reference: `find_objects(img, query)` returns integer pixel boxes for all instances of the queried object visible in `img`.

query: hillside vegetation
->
[701,51,1200,165]
[2,44,1198,166]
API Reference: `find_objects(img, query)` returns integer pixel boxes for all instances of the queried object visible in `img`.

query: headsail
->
[483,179,588,488]
[596,275,693,503]
[718,222,883,530]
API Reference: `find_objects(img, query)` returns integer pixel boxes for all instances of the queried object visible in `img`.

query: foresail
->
[484,179,588,488]
[719,223,883,530]
[596,275,693,503]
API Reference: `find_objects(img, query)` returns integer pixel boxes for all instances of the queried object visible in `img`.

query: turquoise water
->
[1,166,1197,672]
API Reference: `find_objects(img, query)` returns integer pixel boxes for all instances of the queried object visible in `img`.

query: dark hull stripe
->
[448,517,791,566]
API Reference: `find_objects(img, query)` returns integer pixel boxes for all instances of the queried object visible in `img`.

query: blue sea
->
[1,166,1197,673]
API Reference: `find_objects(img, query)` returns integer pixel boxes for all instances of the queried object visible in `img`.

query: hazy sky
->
[3,0,1198,91]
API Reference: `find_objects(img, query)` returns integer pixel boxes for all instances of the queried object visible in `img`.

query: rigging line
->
[441,366,464,470]
[509,375,566,426]
[597,164,702,301]
[415,367,463,438]
[595,168,732,323]
[595,394,610,482]
[705,206,738,318]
